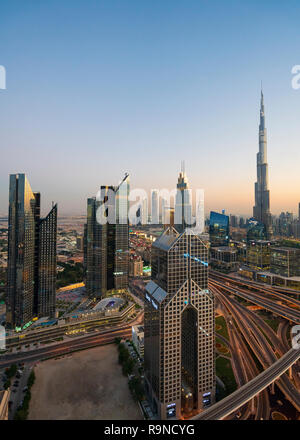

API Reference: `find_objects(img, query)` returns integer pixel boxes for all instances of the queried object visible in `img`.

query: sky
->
[0,0,300,217]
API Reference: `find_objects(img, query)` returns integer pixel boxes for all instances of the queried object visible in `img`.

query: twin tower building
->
[6,174,57,329]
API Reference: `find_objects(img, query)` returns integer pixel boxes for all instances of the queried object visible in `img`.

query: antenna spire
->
[181,160,185,175]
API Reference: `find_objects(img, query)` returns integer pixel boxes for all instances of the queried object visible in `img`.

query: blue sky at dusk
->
[1,0,300,216]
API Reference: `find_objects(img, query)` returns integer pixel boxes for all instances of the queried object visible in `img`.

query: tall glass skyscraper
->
[37,204,57,319]
[209,211,230,247]
[151,189,159,225]
[6,174,57,329]
[86,173,130,297]
[144,227,215,419]
[253,90,272,239]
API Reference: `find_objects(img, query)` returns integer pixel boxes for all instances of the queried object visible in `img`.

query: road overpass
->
[209,278,300,323]
[192,347,300,420]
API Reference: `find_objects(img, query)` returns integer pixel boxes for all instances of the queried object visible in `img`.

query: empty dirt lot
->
[28,344,142,420]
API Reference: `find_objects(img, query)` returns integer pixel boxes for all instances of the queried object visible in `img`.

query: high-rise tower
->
[6,174,57,328]
[86,173,129,297]
[174,162,192,232]
[253,90,272,239]
[144,227,215,419]
[151,190,159,225]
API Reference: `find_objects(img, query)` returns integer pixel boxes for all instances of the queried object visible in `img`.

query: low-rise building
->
[270,247,300,278]
[129,255,143,277]
[210,246,238,271]
[246,240,271,270]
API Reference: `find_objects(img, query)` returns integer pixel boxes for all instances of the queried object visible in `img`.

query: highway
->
[209,275,300,323]
[0,313,143,369]
[217,300,270,420]
[192,346,300,420]
[211,271,300,308]
[212,283,300,410]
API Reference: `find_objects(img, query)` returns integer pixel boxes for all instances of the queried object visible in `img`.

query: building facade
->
[86,174,130,298]
[151,190,159,225]
[144,227,215,420]
[246,240,271,271]
[6,174,57,329]
[270,247,300,278]
[174,165,192,233]
[210,246,238,271]
[209,211,230,247]
[132,325,144,359]
[129,255,143,277]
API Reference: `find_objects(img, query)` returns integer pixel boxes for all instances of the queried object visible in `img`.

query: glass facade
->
[246,240,271,270]
[86,174,129,297]
[209,211,229,247]
[247,218,267,242]
[6,174,57,328]
[37,204,57,318]
[271,247,300,278]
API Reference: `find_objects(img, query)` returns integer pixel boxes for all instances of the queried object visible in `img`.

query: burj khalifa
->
[253,90,272,239]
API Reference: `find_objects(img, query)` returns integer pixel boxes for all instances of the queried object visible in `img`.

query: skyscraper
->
[141,197,148,225]
[6,174,57,328]
[194,190,205,234]
[161,196,167,225]
[144,227,215,419]
[86,173,129,297]
[37,203,57,319]
[253,90,272,239]
[151,190,159,225]
[174,163,192,232]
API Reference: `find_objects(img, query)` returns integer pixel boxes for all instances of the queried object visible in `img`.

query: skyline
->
[1,1,300,216]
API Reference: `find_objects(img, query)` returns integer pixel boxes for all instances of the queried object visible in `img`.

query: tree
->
[122,358,134,376]
[27,371,35,388]
[129,376,145,401]
[5,363,17,379]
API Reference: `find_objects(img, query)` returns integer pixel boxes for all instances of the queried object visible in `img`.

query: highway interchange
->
[1,275,299,420]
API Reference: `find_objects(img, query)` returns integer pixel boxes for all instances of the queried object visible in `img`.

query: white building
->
[151,190,159,225]
[132,325,144,358]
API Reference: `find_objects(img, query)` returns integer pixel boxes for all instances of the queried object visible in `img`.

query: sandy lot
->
[28,344,142,420]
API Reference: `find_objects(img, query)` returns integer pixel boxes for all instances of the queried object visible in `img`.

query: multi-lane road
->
[208,272,300,418]
[193,346,300,420]
[0,313,143,369]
